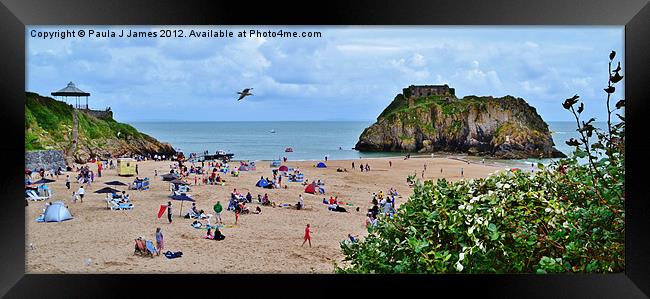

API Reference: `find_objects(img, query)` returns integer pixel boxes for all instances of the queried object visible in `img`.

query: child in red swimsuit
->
[301,224,312,247]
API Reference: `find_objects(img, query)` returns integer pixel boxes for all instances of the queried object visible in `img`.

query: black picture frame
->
[1,0,648,297]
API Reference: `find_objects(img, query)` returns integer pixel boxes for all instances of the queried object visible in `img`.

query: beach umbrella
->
[33,178,56,184]
[169,194,195,216]
[170,179,188,185]
[94,187,122,194]
[105,181,128,186]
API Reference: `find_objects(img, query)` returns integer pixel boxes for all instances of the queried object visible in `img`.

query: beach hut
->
[42,203,73,222]
[316,162,327,168]
[304,183,316,194]
[117,158,137,176]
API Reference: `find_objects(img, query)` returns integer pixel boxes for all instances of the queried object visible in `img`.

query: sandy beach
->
[26,156,506,273]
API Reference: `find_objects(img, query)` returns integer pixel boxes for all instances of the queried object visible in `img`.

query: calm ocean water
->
[129,121,609,163]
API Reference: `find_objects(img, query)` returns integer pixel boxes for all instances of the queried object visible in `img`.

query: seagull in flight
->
[237,88,253,101]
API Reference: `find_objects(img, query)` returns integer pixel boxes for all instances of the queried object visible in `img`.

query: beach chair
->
[26,190,49,201]
[144,240,158,257]
[134,238,146,256]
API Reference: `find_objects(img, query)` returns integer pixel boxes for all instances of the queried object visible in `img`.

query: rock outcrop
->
[355,86,565,159]
[25,92,175,163]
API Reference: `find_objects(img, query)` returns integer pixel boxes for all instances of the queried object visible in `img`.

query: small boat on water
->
[270,129,276,133]
[285,147,294,152]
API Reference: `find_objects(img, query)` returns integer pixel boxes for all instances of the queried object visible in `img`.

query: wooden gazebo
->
[51,82,91,109]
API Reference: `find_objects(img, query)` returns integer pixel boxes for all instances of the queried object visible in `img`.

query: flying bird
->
[237,88,254,101]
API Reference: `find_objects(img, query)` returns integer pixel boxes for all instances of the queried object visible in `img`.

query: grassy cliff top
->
[25,92,151,151]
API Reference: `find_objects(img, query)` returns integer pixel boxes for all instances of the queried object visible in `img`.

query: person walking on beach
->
[389,161,392,168]
[461,167,464,178]
[424,164,427,171]
[301,224,312,247]
[97,163,102,177]
[213,201,223,224]
[65,175,71,190]
[234,209,239,225]
[167,201,173,224]
[352,162,355,170]
[77,185,85,203]
[136,164,139,175]
[359,164,363,172]
[155,227,164,253]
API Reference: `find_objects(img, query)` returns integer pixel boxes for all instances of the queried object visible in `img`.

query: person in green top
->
[213,201,223,224]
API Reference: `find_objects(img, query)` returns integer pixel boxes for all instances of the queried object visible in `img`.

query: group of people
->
[323,196,348,212]
[351,161,371,172]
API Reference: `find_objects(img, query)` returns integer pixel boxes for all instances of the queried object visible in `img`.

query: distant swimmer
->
[237,88,253,101]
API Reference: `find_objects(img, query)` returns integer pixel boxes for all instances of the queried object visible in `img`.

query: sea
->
[129,121,610,166]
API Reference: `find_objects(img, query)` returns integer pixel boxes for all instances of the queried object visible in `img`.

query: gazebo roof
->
[51,82,90,97]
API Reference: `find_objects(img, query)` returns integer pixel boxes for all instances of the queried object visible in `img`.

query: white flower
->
[470,196,480,203]
[545,207,552,213]
[503,184,511,189]
[468,226,475,234]
[459,252,465,261]
[455,261,464,272]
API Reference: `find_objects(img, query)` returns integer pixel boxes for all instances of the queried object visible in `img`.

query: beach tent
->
[278,165,289,172]
[256,179,270,188]
[316,162,327,168]
[43,203,73,222]
[304,183,316,194]
[270,160,281,167]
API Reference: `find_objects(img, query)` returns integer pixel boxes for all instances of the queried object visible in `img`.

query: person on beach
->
[167,201,173,224]
[352,162,355,170]
[136,164,139,175]
[65,175,71,190]
[360,164,363,172]
[297,194,304,210]
[257,194,262,203]
[301,224,312,247]
[461,168,464,177]
[389,161,392,168]
[77,185,85,203]
[155,228,164,253]
[246,192,253,203]
[234,209,239,225]
[424,164,427,171]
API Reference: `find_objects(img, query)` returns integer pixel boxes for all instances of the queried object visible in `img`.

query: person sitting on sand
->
[246,192,252,203]
[253,206,262,214]
[262,193,271,206]
[297,194,304,210]
[257,194,262,203]
[213,227,225,241]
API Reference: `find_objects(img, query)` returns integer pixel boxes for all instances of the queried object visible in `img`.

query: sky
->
[26,26,624,123]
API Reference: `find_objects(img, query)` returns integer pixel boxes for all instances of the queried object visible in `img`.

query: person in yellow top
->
[378,191,384,200]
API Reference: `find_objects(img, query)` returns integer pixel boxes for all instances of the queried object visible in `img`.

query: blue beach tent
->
[42,203,73,222]
[256,179,270,187]
[316,162,327,168]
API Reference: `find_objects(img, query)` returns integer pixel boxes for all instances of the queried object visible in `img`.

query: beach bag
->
[164,251,183,259]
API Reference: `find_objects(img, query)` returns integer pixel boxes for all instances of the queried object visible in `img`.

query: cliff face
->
[355,88,565,159]
[25,92,175,163]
